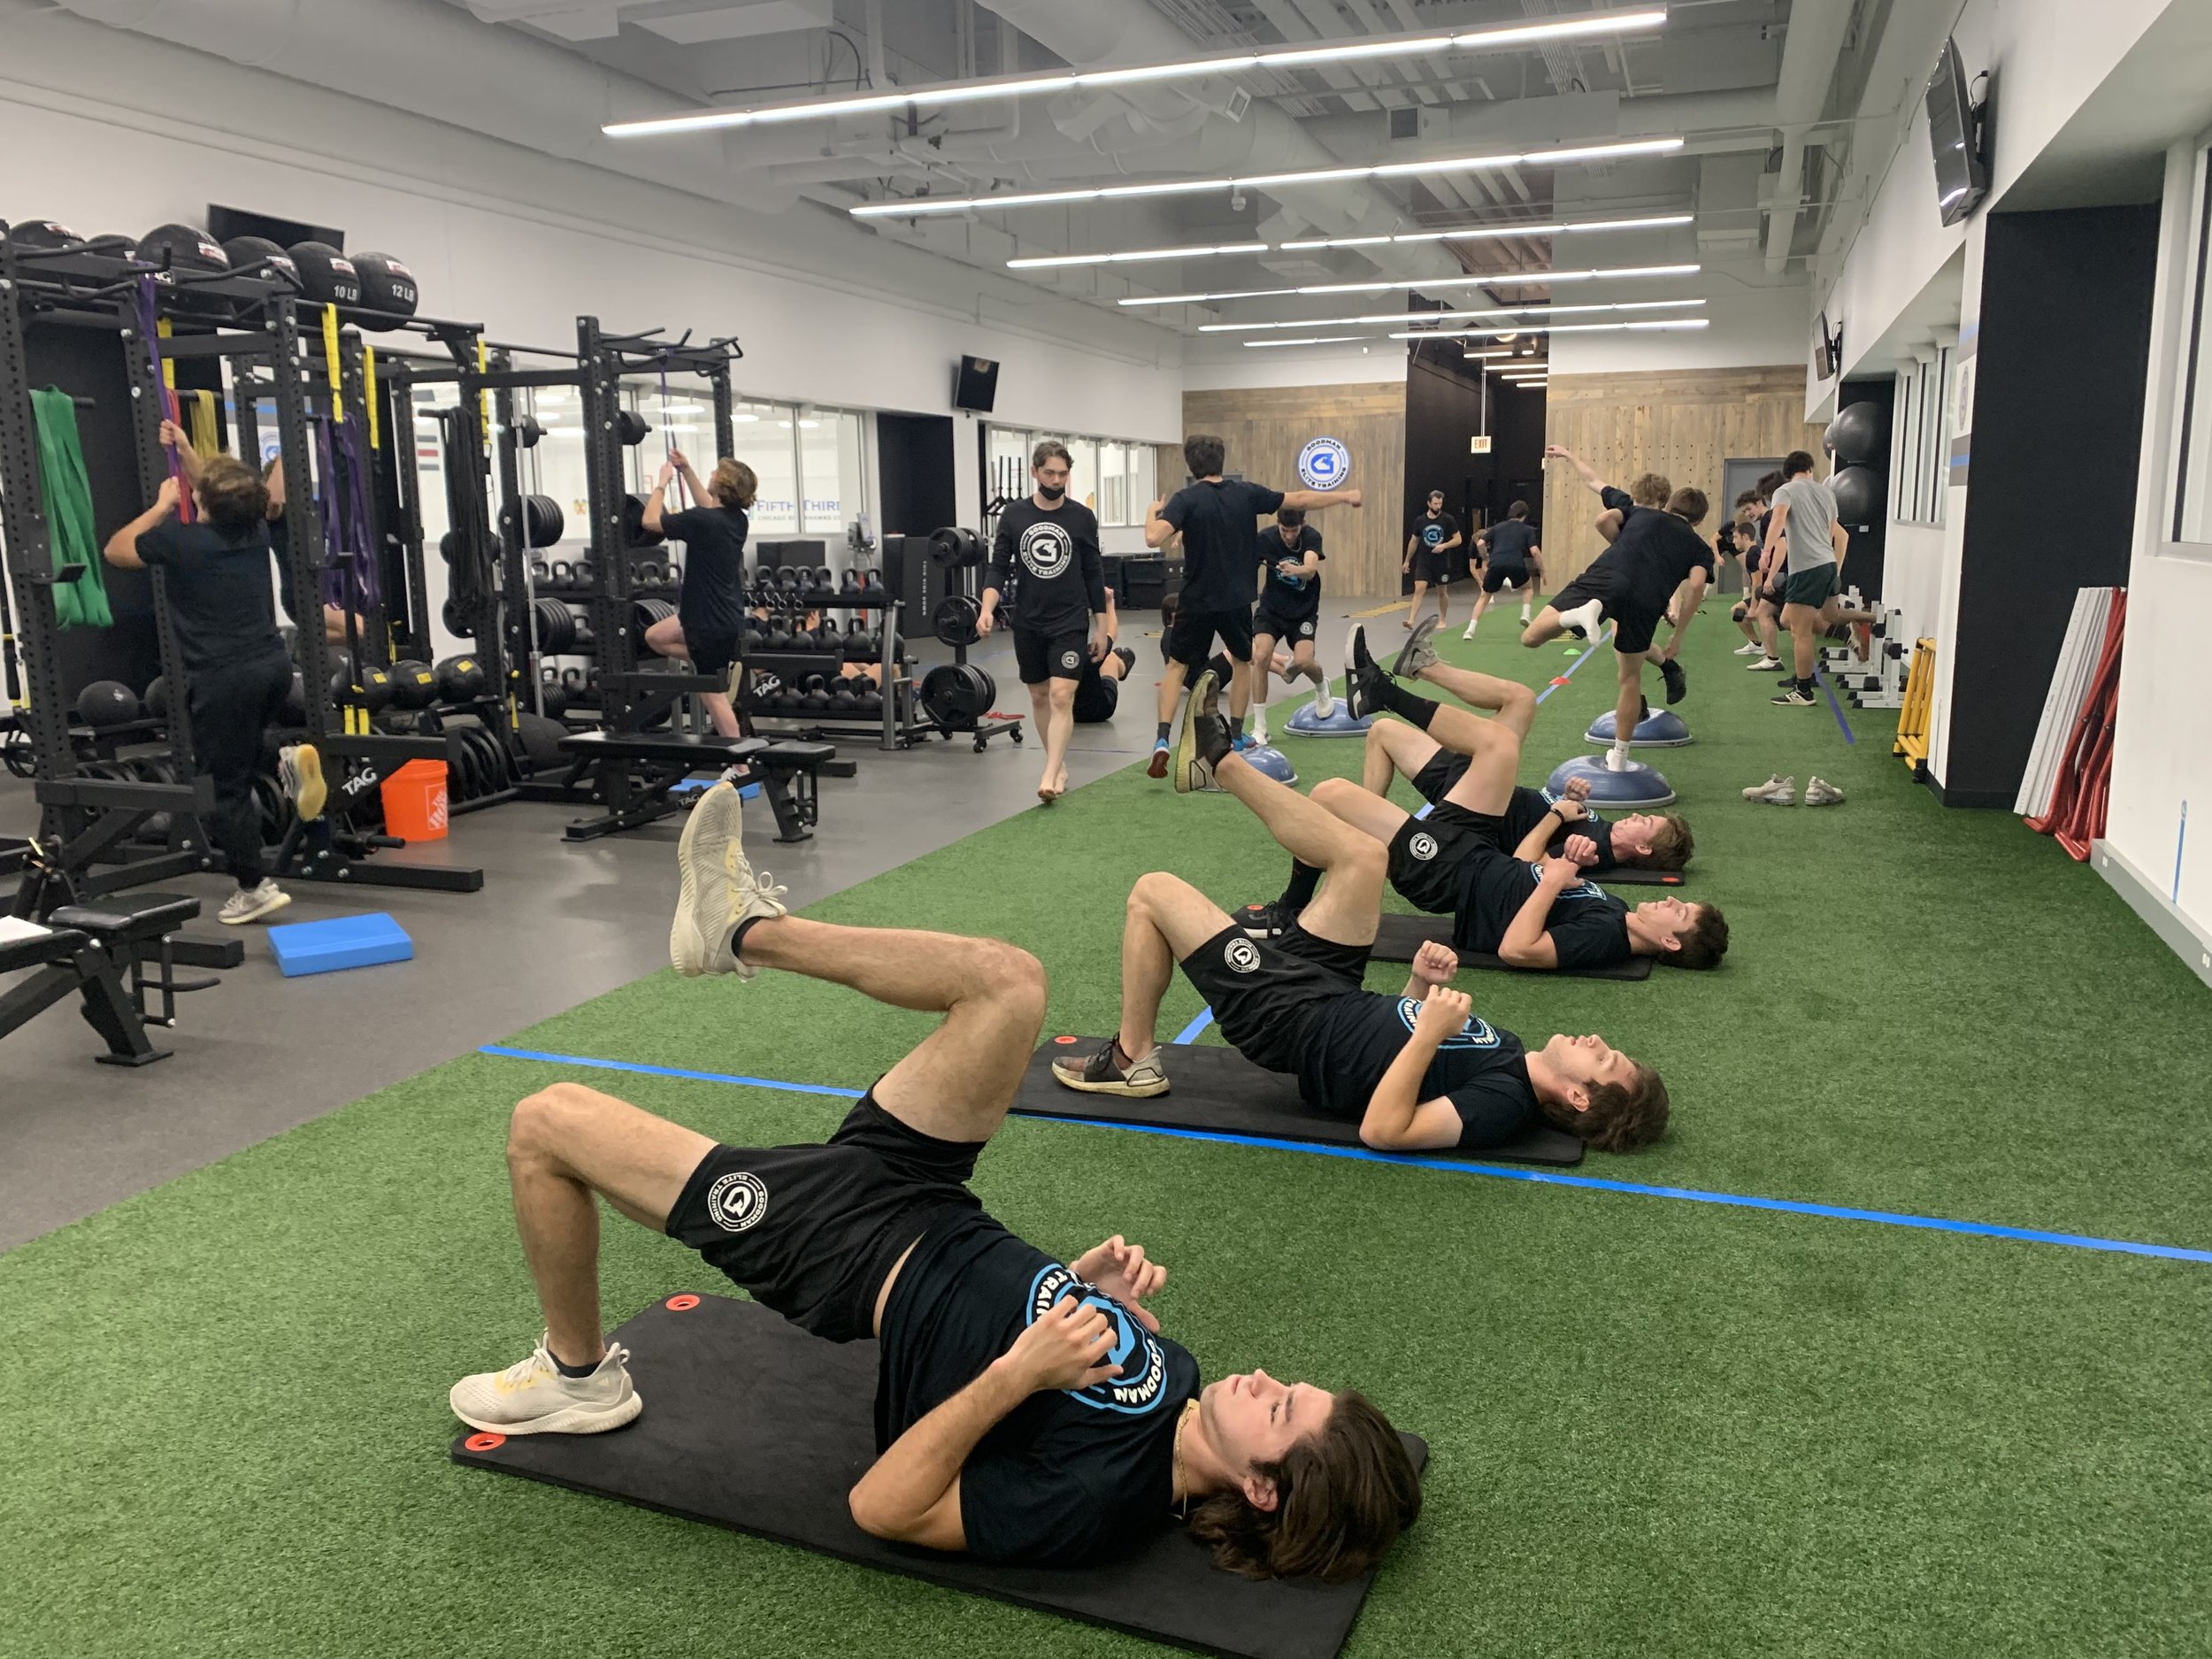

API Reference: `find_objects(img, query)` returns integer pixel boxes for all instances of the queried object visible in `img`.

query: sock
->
[1373,678,1440,731]
[1279,859,1324,914]
[1610,741,1632,770]
[729,914,772,964]
[1235,711,1248,737]
[1156,721,1171,743]
[236,873,260,891]
[553,1351,601,1379]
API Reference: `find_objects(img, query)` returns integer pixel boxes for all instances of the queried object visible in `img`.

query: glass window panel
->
[798,409,864,534]
[2171,151,2212,541]
[1067,437,1100,517]
[739,402,800,536]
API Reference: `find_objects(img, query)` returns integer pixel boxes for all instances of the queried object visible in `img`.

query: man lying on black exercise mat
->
[1298,629,1727,973]
[1055,680,1667,1155]
[449,780,1419,1581]
[1351,621,1692,876]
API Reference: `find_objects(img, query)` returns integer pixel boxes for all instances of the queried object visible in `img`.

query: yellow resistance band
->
[322,305,342,393]
[364,346,380,451]
[476,339,492,447]
[182,390,219,456]
[156,318,176,391]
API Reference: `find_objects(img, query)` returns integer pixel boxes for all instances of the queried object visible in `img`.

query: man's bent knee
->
[508,1082,603,1160]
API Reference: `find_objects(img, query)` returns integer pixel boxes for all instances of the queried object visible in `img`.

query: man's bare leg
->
[1312,774,1415,848]
[1214,752,1385,946]
[1404,580,1430,629]
[1363,718,1442,796]
[1118,872,1237,1062]
[1522,606,1568,647]
[1411,660,1539,741]
[1039,677,1076,800]
[1155,656,1189,729]
[1608,649,1646,768]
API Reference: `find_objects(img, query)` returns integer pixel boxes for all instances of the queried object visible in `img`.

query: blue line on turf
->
[1816,667,1856,744]
[1173,1009,1216,1043]
[478,1047,2212,1264]
[1532,628,1609,705]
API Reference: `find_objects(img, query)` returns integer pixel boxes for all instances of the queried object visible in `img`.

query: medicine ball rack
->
[0,226,484,940]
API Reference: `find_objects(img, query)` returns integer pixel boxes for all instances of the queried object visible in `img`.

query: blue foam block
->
[1584,707,1694,747]
[267,912,414,978]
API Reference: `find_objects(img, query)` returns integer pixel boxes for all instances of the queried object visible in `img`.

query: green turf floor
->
[7,610,2210,1659]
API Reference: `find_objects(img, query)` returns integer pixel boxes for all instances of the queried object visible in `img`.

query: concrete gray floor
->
[0,608,1374,1250]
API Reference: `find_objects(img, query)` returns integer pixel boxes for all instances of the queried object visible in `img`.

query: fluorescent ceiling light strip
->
[1007,242,1269,270]
[1279,212,1691,251]
[1120,263,1700,307]
[607,10,1668,137]
[1198,297,1706,334]
[1387,319,1710,339]
[848,137,1682,218]
[1240,335,1370,348]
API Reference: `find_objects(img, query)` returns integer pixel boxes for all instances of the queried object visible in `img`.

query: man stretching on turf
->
[1314,629,1727,972]
[1465,501,1542,639]
[1144,434,1362,780]
[1248,508,1335,746]
[1525,447,1712,773]
[449,784,1418,1580]
[1349,639,1693,875]
[1056,693,1669,1155]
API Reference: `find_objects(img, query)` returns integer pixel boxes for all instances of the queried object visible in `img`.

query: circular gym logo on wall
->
[1296,437,1349,490]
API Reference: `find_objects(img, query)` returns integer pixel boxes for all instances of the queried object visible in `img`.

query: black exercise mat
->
[453,1295,1425,1659]
[1371,912,1653,979]
[1587,865,1685,887]
[1018,1042,1584,1167]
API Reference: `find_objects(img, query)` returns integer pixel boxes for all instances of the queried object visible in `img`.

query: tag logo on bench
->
[707,1171,769,1233]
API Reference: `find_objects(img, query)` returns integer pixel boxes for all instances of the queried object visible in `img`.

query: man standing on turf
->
[979,440,1109,803]
[1402,489,1461,631]
[1524,449,1712,772]
[1465,501,1542,640]
[1144,434,1362,782]
[1056,701,1670,1156]
[1762,449,1847,709]
[449,779,1421,1579]
[1249,508,1335,746]
[1322,628,1727,972]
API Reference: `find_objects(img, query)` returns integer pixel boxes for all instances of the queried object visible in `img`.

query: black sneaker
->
[1659,657,1687,704]
[1233,901,1292,938]
[1770,681,1817,707]
[1343,625,1388,722]
[1051,1040,1169,1097]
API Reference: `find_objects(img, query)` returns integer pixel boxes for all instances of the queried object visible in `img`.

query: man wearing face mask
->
[979,441,1108,805]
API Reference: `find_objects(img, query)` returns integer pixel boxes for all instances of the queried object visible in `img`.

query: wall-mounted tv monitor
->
[953,355,999,413]
[1925,36,1987,227]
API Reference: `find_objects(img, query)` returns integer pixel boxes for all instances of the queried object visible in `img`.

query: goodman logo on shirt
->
[1394,998,1502,1049]
[1026,1264,1170,1415]
[1421,522,1446,547]
[1018,521,1073,581]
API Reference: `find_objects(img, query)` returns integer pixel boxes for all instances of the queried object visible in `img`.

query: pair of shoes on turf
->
[1052,1038,1170,1098]
[1743,775,1845,807]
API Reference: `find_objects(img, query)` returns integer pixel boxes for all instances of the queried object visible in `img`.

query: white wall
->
[2103,137,2212,973]
[1183,341,1409,393]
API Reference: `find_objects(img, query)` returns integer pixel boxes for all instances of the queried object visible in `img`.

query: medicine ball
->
[143,674,170,721]
[331,664,395,714]
[1830,465,1884,526]
[1824,400,1886,468]
[75,679,142,728]
[434,654,487,702]
[349,252,417,319]
[288,242,362,307]
[5,220,80,253]
[221,235,301,291]
[388,660,438,710]
[136,223,227,278]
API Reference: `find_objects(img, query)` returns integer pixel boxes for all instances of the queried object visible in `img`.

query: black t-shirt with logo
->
[1410,511,1459,558]
[1482,519,1538,572]
[877,1209,1199,1567]
[990,499,1106,636]
[1254,525,1325,622]
[1587,509,1714,618]
[1299,990,1540,1148]
[661,504,750,641]
[1160,480,1286,612]
[1454,842,1632,969]
[135,518,287,674]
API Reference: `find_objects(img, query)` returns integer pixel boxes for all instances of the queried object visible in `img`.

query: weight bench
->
[554,732,841,843]
[0,894,213,1065]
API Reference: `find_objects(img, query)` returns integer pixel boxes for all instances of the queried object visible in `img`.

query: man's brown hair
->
[1551,1060,1671,1152]
[1187,1392,1422,1583]
[1183,434,1226,479]
[1640,815,1694,870]
[1667,902,1729,970]
[710,458,757,510]
[1032,439,1072,471]
[1629,472,1671,507]
[196,454,269,532]
[1666,487,1709,526]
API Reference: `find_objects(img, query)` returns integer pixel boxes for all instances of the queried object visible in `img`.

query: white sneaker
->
[219,879,290,926]
[1605,744,1631,773]
[1733,641,1765,656]
[671,780,787,979]
[1747,656,1785,672]
[1805,777,1846,807]
[1519,606,1532,624]
[1555,597,1605,639]
[449,1334,641,1435]
[1310,686,1336,719]
[1759,778,1798,806]
[279,743,326,820]
[1741,773,1790,801]
[1461,620,1479,641]
[1250,706,1269,746]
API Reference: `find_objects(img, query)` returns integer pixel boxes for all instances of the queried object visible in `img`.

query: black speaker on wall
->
[953,356,999,413]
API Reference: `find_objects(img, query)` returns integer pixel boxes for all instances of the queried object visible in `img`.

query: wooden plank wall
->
[1180,382,1409,596]
[1542,365,1828,585]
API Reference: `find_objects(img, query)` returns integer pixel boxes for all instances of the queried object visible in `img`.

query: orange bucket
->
[380,758,449,842]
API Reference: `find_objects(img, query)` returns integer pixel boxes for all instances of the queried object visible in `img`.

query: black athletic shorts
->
[1426,798,1513,849]
[1253,605,1317,645]
[1480,564,1528,595]
[1071,672,1118,723]
[1551,567,1663,656]
[1412,550,1453,585]
[1167,605,1254,671]
[1409,749,1469,805]
[1386,811,1483,916]
[1013,626,1089,684]
[686,630,740,681]
[1178,923,1368,1076]
[664,1093,984,1343]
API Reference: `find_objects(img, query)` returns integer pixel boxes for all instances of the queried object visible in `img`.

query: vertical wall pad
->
[266,912,413,977]
[1940,205,2161,807]
[454,1294,1425,1659]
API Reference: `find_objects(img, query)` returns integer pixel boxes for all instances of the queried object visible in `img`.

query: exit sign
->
[1469,434,1493,454]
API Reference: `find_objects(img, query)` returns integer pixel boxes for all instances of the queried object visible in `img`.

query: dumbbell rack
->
[741,572,929,750]
[525,549,687,726]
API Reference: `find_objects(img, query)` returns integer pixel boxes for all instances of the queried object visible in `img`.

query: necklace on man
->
[1171,1397,1201,1518]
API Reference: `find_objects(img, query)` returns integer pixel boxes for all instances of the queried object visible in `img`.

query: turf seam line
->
[1532,629,1608,705]
[476,1047,2212,1264]
[1172,1009,1216,1043]
[1816,665,1856,745]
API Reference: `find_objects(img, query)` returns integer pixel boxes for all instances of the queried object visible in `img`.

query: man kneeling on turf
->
[449,781,1419,1580]
[1056,683,1667,1155]
[1303,629,1727,973]
[1352,623,1691,876]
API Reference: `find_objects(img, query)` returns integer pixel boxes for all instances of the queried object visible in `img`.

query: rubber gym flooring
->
[6,609,2209,1659]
